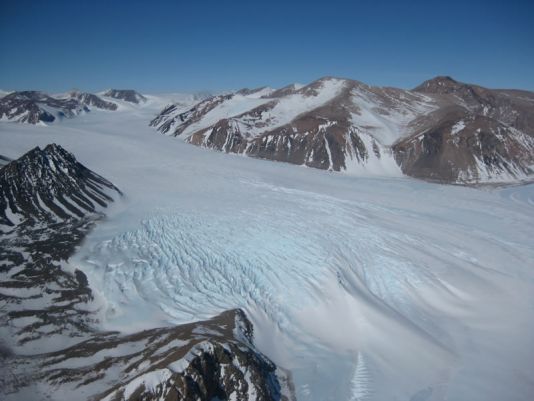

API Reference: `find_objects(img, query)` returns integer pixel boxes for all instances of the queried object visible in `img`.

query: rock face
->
[27,310,291,401]
[0,145,291,401]
[0,91,118,124]
[2,308,293,401]
[151,76,534,184]
[393,76,534,183]
[103,89,147,104]
[0,144,121,226]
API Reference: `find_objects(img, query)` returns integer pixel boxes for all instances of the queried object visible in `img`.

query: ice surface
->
[1,98,533,401]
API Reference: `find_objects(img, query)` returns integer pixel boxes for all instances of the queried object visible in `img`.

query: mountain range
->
[151,76,534,184]
[1,76,533,401]
[3,76,533,185]
[0,89,146,124]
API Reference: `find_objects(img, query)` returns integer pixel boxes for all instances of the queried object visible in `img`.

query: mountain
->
[0,90,118,124]
[69,90,118,111]
[151,76,534,184]
[3,309,292,401]
[0,91,88,124]
[0,144,121,226]
[0,145,291,401]
[394,76,534,182]
[103,89,147,104]
[0,144,122,352]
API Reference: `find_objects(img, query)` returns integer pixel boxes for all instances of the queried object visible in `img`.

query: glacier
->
[1,96,533,401]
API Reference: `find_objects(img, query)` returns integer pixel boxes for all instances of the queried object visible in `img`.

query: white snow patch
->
[451,120,466,135]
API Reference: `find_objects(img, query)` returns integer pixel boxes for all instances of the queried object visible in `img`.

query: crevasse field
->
[1,98,533,401]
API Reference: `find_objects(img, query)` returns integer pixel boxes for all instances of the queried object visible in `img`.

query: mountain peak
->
[1,144,121,226]
[103,89,147,104]
[413,76,464,93]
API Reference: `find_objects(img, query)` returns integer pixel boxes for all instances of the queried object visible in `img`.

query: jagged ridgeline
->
[0,144,121,226]
[0,91,118,124]
[0,89,146,124]
[0,144,293,401]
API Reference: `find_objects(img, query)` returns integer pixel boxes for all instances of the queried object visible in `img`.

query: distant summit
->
[69,91,118,110]
[413,75,462,93]
[103,89,147,104]
[0,90,117,124]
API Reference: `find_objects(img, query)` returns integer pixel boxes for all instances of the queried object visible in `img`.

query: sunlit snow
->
[1,99,533,401]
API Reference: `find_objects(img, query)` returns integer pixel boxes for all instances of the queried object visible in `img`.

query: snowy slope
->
[1,103,533,401]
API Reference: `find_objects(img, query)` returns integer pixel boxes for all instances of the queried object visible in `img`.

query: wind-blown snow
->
[180,95,272,137]
[238,78,348,137]
[1,98,533,401]
[350,87,437,145]
[180,78,348,139]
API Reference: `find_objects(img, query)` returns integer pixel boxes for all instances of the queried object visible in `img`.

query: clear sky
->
[1,0,533,93]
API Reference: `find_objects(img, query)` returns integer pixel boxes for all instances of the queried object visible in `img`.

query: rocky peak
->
[413,75,463,92]
[0,144,121,226]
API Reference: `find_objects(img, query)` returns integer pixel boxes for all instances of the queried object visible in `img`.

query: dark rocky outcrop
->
[0,144,121,226]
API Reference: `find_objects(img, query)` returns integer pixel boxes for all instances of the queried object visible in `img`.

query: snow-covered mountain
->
[0,144,121,226]
[103,89,147,104]
[68,90,118,111]
[151,76,534,184]
[0,144,122,353]
[1,97,533,401]
[0,144,292,401]
[0,91,118,124]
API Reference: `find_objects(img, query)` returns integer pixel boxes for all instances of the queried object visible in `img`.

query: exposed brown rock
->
[152,75,534,184]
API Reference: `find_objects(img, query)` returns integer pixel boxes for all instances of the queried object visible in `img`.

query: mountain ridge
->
[151,76,534,184]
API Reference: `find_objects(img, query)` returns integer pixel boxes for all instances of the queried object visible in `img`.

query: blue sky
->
[1,0,533,92]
